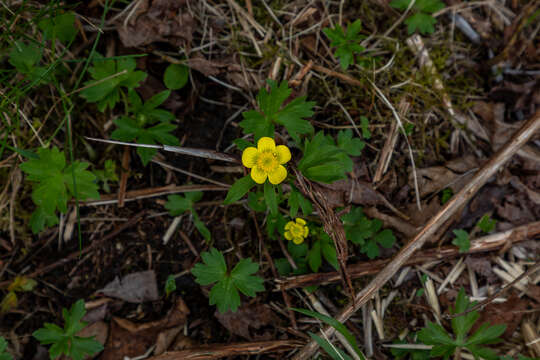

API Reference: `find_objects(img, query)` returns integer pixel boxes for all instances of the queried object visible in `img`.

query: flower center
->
[289,223,304,237]
[256,151,279,173]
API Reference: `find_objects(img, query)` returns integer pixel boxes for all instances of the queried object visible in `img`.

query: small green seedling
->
[418,288,506,360]
[322,19,366,70]
[164,275,176,297]
[20,147,100,233]
[111,90,179,165]
[342,207,396,259]
[164,63,189,90]
[440,187,453,204]
[1,276,37,313]
[93,159,118,193]
[477,214,496,234]
[0,337,13,360]
[239,80,315,142]
[390,0,445,35]
[452,229,470,253]
[33,299,104,360]
[80,54,147,112]
[165,191,210,242]
[191,248,265,313]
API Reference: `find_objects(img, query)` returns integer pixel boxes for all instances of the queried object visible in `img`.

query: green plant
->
[391,334,430,359]
[8,41,49,84]
[0,337,13,360]
[390,0,445,35]
[33,299,104,360]
[298,131,349,183]
[335,129,365,172]
[93,159,118,193]
[277,226,338,277]
[452,229,470,253]
[111,89,179,165]
[477,214,496,234]
[288,186,313,218]
[38,12,77,44]
[191,248,264,313]
[306,230,339,272]
[20,147,100,233]
[239,80,315,142]
[79,54,147,112]
[342,207,396,259]
[418,288,506,360]
[163,63,189,90]
[164,191,210,242]
[322,20,366,70]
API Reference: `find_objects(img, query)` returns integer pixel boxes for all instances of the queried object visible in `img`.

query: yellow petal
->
[275,145,291,164]
[295,218,306,225]
[268,165,287,185]
[241,147,258,168]
[293,236,304,245]
[284,231,292,240]
[257,137,276,152]
[250,167,267,184]
[284,222,293,230]
[303,227,309,237]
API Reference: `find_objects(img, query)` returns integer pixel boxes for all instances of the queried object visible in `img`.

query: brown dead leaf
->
[412,156,479,197]
[117,0,195,48]
[406,197,442,227]
[496,193,539,225]
[215,303,277,340]
[98,270,159,303]
[474,294,528,337]
[319,179,384,208]
[154,326,183,355]
[102,298,189,359]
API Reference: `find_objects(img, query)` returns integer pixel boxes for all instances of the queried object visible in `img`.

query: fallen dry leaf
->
[411,156,479,197]
[98,270,159,303]
[102,298,189,359]
[215,303,277,340]
[473,294,528,337]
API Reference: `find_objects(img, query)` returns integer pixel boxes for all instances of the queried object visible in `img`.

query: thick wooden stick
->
[276,221,540,291]
[293,110,540,360]
[148,340,304,360]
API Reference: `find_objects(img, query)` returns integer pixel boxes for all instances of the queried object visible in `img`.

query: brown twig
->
[292,109,540,360]
[80,184,228,206]
[147,340,304,360]
[117,146,130,208]
[276,220,540,291]
[295,170,355,301]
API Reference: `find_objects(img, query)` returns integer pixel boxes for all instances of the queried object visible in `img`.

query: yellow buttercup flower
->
[284,218,309,244]
[241,137,291,185]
